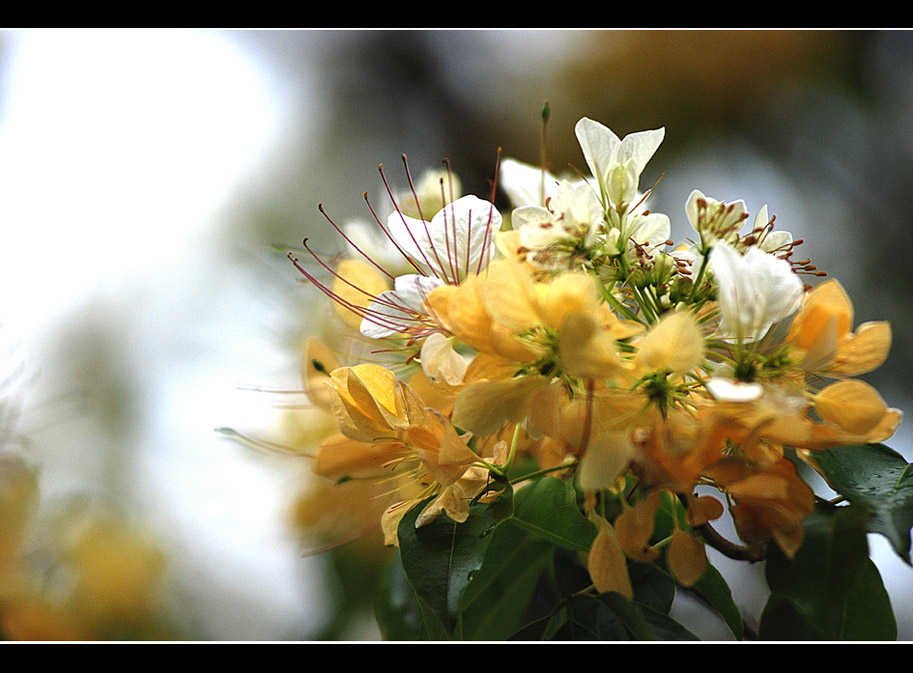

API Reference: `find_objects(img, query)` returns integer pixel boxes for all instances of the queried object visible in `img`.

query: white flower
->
[360,274,444,339]
[686,190,749,250]
[359,194,501,340]
[511,179,603,268]
[386,194,501,285]
[574,117,665,209]
[499,158,562,208]
[711,241,804,343]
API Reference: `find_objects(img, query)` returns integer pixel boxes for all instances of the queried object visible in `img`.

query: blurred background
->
[0,29,910,640]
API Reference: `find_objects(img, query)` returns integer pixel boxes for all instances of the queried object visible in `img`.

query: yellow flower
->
[322,364,498,546]
[706,457,815,558]
[786,279,891,376]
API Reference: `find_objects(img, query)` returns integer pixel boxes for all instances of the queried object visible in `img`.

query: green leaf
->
[628,561,675,614]
[458,522,553,640]
[759,501,897,640]
[629,563,700,641]
[397,486,514,638]
[509,476,597,552]
[808,443,913,564]
[549,593,658,641]
[526,549,696,641]
[639,604,700,640]
[689,562,744,640]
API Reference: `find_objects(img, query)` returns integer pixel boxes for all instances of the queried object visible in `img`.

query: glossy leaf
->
[397,486,514,638]
[458,522,553,640]
[509,476,597,552]
[808,443,913,564]
[760,501,896,640]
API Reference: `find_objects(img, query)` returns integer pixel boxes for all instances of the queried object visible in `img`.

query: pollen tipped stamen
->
[401,154,427,224]
[378,164,447,281]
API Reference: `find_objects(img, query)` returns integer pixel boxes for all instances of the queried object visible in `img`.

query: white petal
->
[575,117,621,193]
[711,242,803,342]
[420,332,469,385]
[392,274,444,312]
[706,377,764,402]
[428,195,501,281]
[359,290,419,339]
[499,158,560,208]
[618,127,665,178]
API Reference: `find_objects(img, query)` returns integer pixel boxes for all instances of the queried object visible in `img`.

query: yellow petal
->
[587,517,634,599]
[558,313,624,380]
[301,339,341,411]
[478,258,542,332]
[832,321,892,376]
[814,379,891,435]
[667,529,708,587]
[327,365,404,441]
[788,279,852,352]
[635,310,704,375]
[686,494,725,527]
[615,492,661,562]
[451,376,547,436]
[535,272,602,332]
[312,433,392,480]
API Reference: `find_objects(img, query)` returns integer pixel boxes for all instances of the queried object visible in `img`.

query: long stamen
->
[288,248,423,335]
[438,177,458,285]
[401,154,427,224]
[379,164,447,281]
[318,203,395,281]
[362,190,425,276]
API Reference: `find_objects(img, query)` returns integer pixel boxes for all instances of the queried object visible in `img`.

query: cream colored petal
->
[420,333,469,385]
[635,310,704,375]
[832,321,892,376]
[814,379,892,435]
[558,313,624,380]
[587,516,634,599]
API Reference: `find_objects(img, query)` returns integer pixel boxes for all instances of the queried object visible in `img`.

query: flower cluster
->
[290,117,901,594]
